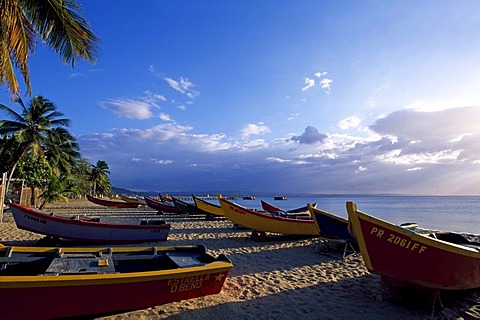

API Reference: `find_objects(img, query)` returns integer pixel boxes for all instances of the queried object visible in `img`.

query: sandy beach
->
[1,199,479,320]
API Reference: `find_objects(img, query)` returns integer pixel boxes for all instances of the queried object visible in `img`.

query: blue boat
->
[308,203,356,258]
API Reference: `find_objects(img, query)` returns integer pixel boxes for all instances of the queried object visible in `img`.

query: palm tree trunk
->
[4,145,28,200]
[5,161,19,200]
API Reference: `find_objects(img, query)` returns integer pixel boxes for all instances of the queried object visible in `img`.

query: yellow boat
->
[218,195,319,237]
[192,194,224,217]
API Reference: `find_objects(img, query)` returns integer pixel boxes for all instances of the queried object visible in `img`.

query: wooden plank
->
[166,252,204,268]
[45,255,115,274]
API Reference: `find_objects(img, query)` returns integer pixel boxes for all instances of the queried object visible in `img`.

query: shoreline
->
[1,199,479,319]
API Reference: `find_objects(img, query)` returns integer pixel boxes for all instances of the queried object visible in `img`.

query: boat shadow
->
[150,273,477,320]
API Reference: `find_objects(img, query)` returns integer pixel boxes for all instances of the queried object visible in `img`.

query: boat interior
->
[0,246,220,276]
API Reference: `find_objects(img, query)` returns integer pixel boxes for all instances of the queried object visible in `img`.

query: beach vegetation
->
[0,95,112,206]
[90,160,111,196]
[0,96,73,194]
[37,174,78,209]
[0,0,99,98]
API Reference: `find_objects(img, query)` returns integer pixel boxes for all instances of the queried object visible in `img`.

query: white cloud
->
[266,157,307,165]
[319,78,332,93]
[155,159,174,165]
[100,99,152,119]
[314,71,328,78]
[143,90,166,106]
[159,113,174,122]
[302,78,315,91]
[241,123,271,138]
[288,113,299,120]
[355,166,367,173]
[301,71,332,93]
[79,106,480,195]
[164,77,199,99]
[337,116,361,130]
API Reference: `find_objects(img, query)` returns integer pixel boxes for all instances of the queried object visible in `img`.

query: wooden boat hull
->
[120,195,141,204]
[218,197,319,236]
[9,203,170,243]
[192,195,224,216]
[0,245,232,319]
[87,195,139,208]
[144,196,182,213]
[346,201,480,290]
[261,200,313,215]
[308,204,354,240]
[172,197,208,215]
[136,196,147,205]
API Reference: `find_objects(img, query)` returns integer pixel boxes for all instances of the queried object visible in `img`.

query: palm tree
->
[0,95,74,194]
[91,160,110,196]
[71,156,93,196]
[0,0,99,98]
[44,127,80,176]
[38,174,77,209]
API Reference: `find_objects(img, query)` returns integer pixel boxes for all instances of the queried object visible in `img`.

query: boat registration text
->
[370,226,427,254]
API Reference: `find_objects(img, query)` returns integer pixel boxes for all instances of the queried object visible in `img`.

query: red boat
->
[347,201,480,290]
[261,200,314,217]
[87,195,139,208]
[144,195,182,213]
[0,245,232,319]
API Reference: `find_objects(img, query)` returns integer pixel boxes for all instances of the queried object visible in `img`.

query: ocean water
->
[221,195,480,235]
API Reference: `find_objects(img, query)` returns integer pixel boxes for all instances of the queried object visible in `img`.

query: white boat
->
[9,202,170,243]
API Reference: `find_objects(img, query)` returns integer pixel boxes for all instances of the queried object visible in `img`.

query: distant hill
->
[111,187,158,197]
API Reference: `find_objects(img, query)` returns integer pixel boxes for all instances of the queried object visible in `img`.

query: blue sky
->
[2,1,480,195]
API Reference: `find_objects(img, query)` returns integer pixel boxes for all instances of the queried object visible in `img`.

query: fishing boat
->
[218,195,319,239]
[172,196,208,216]
[120,195,141,204]
[9,202,170,243]
[242,196,255,200]
[308,204,354,241]
[274,196,287,200]
[308,204,356,258]
[136,196,147,205]
[0,244,232,319]
[144,195,182,214]
[346,201,480,290]
[87,194,139,208]
[159,194,174,203]
[261,200,313,216]
[192,194,224,217]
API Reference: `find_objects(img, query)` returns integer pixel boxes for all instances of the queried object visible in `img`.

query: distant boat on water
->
[242,196,255,200]
[274,196,287,200]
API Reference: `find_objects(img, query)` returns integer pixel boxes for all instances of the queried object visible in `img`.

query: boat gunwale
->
[192,195,224,216]
[0,245,232,287]
[346,201,480,275]
[220,197,314,224]
[9,203,171,231]
[87,195,139,208]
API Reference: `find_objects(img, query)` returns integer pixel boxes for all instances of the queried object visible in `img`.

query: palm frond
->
[1,0,36,95]
[19,0,99,66]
